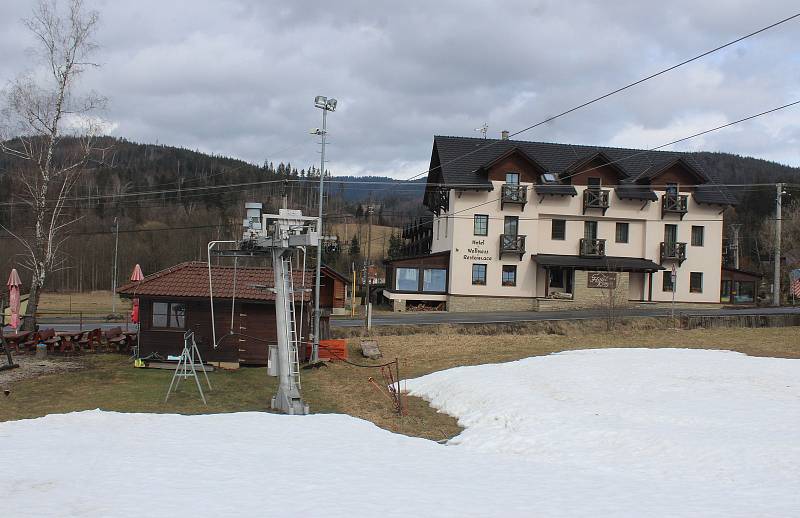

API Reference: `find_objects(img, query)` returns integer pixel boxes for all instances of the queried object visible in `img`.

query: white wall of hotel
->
[430,181,723,303]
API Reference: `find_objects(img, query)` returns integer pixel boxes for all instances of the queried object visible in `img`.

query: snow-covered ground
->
[2,348,799,517]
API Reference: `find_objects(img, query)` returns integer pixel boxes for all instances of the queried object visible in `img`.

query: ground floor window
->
[472,264,487,285]
[502,265,517,286]
[690,272,703,293]
[152,302,186,329]
[550,268,564,288]
[734,281,755,303]
[395,267,419,291]
[423,268,447,292]
[662,271,674,292]
[720,280,731,303]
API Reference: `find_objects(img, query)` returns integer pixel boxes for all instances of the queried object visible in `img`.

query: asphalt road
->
[5,306,798,332]
[331,306,800,327]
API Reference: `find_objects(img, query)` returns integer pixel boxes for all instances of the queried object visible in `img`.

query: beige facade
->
[431,182,723,305]
[385,137,733,312]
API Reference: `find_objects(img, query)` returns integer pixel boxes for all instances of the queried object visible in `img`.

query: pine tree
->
[388,231,403,259]
[349,235,361,257]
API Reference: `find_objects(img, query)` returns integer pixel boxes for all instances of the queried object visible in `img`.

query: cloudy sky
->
[1,0,799,177]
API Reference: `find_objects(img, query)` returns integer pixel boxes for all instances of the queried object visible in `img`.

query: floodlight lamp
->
[326,98,337,111]
[314,95,327,108]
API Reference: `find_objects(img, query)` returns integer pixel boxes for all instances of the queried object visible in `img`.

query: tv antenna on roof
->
[475,123,488,139]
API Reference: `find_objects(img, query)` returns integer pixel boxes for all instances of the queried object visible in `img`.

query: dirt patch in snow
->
[0,355,85,388]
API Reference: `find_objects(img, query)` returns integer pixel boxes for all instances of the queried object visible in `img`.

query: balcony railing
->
[501,184,527,210]
[660,241,687,265]
[499,234,526,260]
[661,193,688,219]
[583,188,610,215]
[579,238,606,257]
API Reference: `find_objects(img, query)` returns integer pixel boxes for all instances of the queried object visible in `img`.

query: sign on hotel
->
[587,272,617,289]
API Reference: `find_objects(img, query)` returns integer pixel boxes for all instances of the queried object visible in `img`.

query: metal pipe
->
[207,240,236,349]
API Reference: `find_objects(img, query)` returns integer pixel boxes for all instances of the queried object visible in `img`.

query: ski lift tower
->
[238,205,319,415]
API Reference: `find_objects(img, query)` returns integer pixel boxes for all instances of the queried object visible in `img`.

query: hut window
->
[152,302,186,329]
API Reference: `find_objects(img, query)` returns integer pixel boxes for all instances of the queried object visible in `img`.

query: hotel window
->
[662,271,674,292]
[472,264,487,285]
[422,268,447,292]
[588,177,601,188]
[473,214,488,236]
[395,268,419,291]
[505,172,520,185]
[690,272,703,293]
[502,265,517,287]
[152,302,186,329]
[615,222,629,243]
[551,219,566,240]
[691,226,704,246]
[666,183,679,196]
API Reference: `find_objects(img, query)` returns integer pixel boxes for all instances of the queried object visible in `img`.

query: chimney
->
[501,130,509,140]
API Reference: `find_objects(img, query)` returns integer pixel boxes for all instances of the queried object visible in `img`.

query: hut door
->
[236,303,271,365]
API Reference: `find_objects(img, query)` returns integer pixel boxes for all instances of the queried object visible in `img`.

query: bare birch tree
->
[0,0,107,330]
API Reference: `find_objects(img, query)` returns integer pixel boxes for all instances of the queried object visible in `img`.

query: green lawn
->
[2,355,277,420]
[3,325,799,441]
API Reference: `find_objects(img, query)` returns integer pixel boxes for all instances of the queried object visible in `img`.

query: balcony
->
[501,184,527,210]
[579,238,606,258]
[660,241,687,265]
[499,234,526,260]
[583,188,610,215]
[661,193,688,219]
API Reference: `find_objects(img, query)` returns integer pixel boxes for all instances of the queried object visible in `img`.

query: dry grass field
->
[2,324,798,440]
[37,291,131,317]
[326,222,399,261]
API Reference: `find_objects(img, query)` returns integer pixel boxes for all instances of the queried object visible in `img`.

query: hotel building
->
[383,135,750,312]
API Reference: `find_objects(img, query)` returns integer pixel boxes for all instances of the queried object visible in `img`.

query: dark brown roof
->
[532,254,664,272]
[427,136,737,206]
[117,262,342,302]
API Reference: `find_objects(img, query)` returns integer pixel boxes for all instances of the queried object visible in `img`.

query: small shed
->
[117,262,347,368]
[720,266,761,305]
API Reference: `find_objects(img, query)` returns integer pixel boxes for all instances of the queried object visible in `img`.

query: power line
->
[353,96,800,247]
[403,12,800,182]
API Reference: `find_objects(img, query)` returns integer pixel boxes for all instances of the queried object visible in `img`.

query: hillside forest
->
[1,137,799,298]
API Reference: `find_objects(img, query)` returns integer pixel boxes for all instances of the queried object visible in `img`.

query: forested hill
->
[0,135,797,292]
[692,151,800,230]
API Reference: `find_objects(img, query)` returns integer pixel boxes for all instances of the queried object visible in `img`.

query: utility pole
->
[730,224,742,270]
[112,216,119,314]
[364,203,374,325]
[773,183,784,307]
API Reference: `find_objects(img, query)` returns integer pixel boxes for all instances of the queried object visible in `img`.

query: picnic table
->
[3,331,31,353]
[56,330,84,355]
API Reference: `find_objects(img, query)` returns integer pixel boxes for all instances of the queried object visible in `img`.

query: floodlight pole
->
[312,97,335,363]
[112,216,119,314]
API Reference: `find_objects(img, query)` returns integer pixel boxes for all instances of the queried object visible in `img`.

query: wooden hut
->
[117,262,348,368]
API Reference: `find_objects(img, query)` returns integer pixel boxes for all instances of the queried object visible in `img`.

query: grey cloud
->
[1,0,798,178]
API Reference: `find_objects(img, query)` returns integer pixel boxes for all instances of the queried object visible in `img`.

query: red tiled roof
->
[117,262,320,302]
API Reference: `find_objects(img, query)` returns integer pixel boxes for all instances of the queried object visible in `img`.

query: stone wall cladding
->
[447,295,537,312]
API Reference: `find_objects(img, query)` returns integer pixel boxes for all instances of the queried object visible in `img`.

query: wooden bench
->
[24,329,59,352]
[57,331,84,356]
[78,328,103,352]
[4,331,31,353]
[105,327,128,353]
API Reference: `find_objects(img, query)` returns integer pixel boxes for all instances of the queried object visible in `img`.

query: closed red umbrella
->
[6,269,22,331]
[130,264,144,324]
